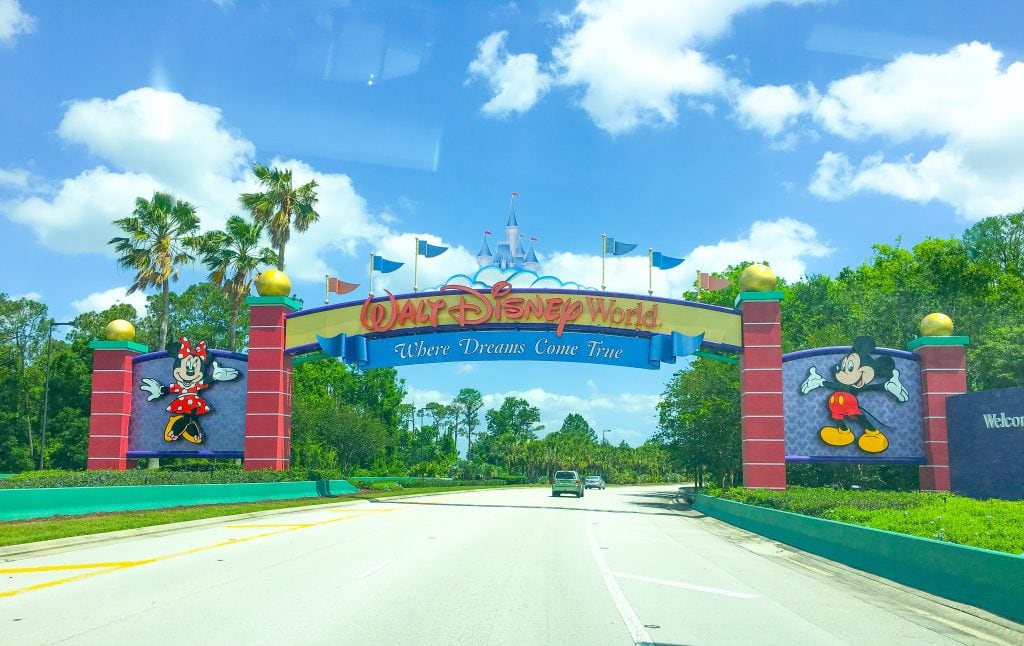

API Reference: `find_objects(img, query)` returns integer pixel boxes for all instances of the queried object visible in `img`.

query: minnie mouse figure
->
[140,337,239,444]
[800,336,909,453]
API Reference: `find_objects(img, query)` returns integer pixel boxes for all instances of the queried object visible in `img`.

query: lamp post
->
[602,429,610,444]
[39,321,75,470]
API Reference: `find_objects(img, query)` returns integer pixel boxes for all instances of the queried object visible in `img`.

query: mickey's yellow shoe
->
[819,426,855,446]
[858,429,889,453]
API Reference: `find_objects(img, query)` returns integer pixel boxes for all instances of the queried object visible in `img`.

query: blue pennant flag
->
[651,251,684,270]
[417,239,448,258]
[604,237,637,256]
[372,254,404,273]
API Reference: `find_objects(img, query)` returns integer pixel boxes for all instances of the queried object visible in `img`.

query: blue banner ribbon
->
[648,331,705,367]
[316,333,369,366]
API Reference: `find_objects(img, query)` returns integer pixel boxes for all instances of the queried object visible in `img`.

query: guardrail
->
[692,494,1024,623]
[0,480,359,522]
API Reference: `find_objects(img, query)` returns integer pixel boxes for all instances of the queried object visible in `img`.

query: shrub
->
[711,486,1024,554]
[0,467,336,489]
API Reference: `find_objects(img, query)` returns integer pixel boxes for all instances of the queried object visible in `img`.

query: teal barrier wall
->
[0,480,359,522]
[693,494,1024,622]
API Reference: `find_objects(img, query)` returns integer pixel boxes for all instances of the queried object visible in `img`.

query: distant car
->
[551,470,584,497]
[584,476,605,490]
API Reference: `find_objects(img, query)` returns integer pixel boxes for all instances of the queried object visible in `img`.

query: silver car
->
[584,475,606,490]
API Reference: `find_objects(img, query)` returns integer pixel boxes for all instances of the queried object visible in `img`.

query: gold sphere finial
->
[255,269,292,297]
[105,319,136,341]
[739,263,778,292]
[921,312,954,336]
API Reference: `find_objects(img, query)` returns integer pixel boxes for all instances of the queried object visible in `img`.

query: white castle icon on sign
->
[475,193,540,273]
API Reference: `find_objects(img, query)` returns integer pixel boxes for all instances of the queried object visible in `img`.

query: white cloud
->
[0,0,34,47]
[468,31,553,116]
[470,0,815,134]
[57,88,254,190]
[0,88,403,283]
[734,83,818,137]
[71,286,149,314]
[807,42,1024,218]
[2,88,252,253]
[6,167,162,253]
[0,167,31,190]
[541,217,830,297]
[10,291,41,301]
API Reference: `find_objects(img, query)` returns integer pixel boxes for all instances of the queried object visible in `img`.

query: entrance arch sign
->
[84,266,968,494]
[285,282,743,369]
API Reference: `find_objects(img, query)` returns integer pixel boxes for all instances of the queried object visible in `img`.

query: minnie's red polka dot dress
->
[166,382,211,415]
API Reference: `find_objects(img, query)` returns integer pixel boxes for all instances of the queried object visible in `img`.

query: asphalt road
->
[2,485,1021,645]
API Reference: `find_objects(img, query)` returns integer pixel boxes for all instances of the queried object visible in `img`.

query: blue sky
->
[2,0,1022,447]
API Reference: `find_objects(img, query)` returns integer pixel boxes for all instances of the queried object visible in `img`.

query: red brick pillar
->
[909,336,969,491]
[87,340,148,470]
[244,296,300,470]
[736,290,786,490]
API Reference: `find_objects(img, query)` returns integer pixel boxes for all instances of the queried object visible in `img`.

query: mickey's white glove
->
[800,367,825,394]
[140,378,163,401]
[211,361,238,381]
[885,369,909,402]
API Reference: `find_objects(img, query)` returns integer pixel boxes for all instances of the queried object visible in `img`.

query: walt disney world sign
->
[284,282,742,370]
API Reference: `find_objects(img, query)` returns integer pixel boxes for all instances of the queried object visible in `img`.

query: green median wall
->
[693,494,1024,623]
[0,480,359,522]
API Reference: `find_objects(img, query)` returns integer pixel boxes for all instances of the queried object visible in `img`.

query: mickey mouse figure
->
[140,337,239,444]
[800,336,909,453]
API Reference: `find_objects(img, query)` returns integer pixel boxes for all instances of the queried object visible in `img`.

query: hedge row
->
[0,468,340,489]
[0,470,520,491]
[715,486,1024,554]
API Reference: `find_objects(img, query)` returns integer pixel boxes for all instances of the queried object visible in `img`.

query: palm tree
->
[201,216,279,351]
[239,163,320,271]
[109,192,202,348]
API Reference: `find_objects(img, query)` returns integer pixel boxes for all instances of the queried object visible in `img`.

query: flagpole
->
[325,274,329,305]
[369,253,374,297]
[414,237,419,292]
[648,248,653,296]
[601,234,606,291]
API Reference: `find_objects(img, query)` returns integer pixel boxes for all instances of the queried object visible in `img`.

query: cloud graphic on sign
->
[433,265,596,291]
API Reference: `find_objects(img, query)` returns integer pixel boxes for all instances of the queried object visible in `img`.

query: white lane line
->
[586,513,655,646]
[612,572,758,599]
[358,557,398,579]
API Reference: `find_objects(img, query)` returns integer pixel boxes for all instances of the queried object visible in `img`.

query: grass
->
[0,485,507,549]
[716,487,1024,555]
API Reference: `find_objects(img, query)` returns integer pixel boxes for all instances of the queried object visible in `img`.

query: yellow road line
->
[0,561,147,574]
[1,508,396,598]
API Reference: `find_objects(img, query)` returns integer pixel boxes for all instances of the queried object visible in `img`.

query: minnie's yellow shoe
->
[164,415,184,441]
[819,426,855,446]
[858,429,889,453]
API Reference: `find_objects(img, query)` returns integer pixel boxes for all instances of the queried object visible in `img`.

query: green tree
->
[0,296,49,468]
[139,283,247,351]
[656,358,740,487]
[452,388,485,457]
[962,211,1024,277]
[109,192,202,348]
[201,215,278,351]
[239,163,320,272]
